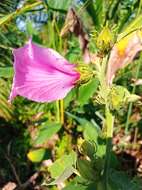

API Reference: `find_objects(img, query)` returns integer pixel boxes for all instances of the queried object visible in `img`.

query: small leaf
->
[108,85,140,110]
[35,122,61,145]
[48,166,75,185]
[63,184,86,190]
[80,141,96,159]
[63,176,97,190]
[48,151,77,179]
[0,67,13,78]
[83,123,98,142]
[27,148,46,163]
[118,14,142,40]
[127,94,140,102]
[63,181,96,190]
[77,159,95,181]
[26,19,37,36]
[48,0,72,11]
[78,78,99,105]
[66,112,105,157]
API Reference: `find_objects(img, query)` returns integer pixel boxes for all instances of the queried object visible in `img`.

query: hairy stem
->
[103,107,114,189]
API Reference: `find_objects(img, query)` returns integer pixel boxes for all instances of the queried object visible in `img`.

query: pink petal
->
[9,39,80,102]
[106,31,142,85]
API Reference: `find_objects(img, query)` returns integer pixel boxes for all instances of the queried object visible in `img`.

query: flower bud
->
[76,64,94,85]
[97,26,113,52]
[108,85,140,111]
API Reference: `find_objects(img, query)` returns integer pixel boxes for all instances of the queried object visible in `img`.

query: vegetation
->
[1,0,142,189]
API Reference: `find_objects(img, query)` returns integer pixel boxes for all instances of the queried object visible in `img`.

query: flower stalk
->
[60,100,64,125]
[103,106,114,190]
[56,101,60,123]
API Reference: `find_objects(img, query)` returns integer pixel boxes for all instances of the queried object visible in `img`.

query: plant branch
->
[103,107,114,189]
[5,154,22,186]
[15,172,40,190]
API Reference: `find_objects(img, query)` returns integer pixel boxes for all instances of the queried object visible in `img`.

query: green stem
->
[125,102,133,134]
[106,108,114,138]
[56,101,60,123]
[103,107,114,189]
[60,100,64,125]
[0,44,13,51]
[103,138,112,190]
[137,0,142,16]
[0,1,43,26]
[125,59,141,134]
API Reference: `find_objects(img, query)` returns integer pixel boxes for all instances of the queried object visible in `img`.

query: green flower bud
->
[97,26,113,52]
[76,64,94,85]
[108,85,140,111]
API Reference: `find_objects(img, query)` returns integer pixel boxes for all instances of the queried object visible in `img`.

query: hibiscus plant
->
[0,0,142,190]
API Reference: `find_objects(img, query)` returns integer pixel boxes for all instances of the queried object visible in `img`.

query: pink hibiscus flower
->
[9,39,80,103]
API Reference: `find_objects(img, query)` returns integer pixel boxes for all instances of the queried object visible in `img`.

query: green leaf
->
[64,88,77,108]
[96,181,106,190]
[83,122,106,157]
[0,67,13,78]
[63,184,86,190]
[0,1,42,26]
[82,0,98,27]
[0,79,13,120]
[66,111,90,126]
[83,122,99,142]
[80,141,96,159]
[66,112,100,135]
[66,112,100,141]
[27,148,46,163]
[65,112,105,157]
[48,151,77,179]
[63,181,96,190]
[26,19,37,36]
[78,78,99,105]
[94,0,108,28]
[109,170,142,190]
[118,14,142,40]
[47,0,72,11]
[35,122,61,145]
[48,166,75,185]
[0,12,15,26]
[82,0,109,29]
[77,159,95,181]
